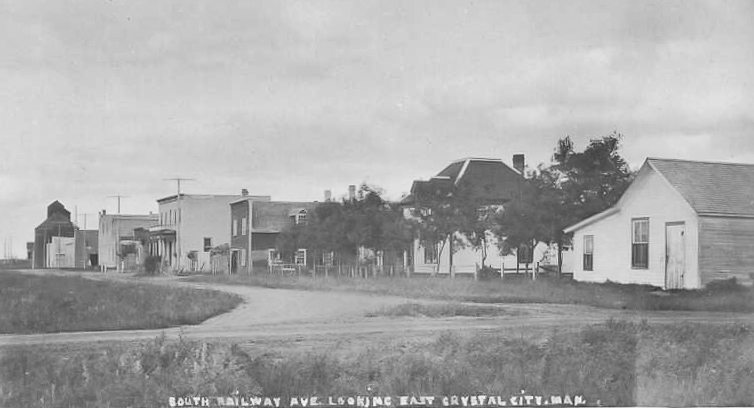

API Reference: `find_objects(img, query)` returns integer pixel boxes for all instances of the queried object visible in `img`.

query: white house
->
[401,156,542,277]
[564,158,754,289]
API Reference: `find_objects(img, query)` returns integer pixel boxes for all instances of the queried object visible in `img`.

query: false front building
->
[229,198,317,274]
[149,191,270,272]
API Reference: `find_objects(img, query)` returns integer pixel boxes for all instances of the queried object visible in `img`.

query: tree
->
[276,184,413,267]
[410,182,478,274]
[452,182,501,269]
[494,132,634,274]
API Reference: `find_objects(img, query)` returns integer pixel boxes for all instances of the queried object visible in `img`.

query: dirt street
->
[1,269,752,348]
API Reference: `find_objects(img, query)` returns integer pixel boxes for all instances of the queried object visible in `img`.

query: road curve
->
[1,269,752,347]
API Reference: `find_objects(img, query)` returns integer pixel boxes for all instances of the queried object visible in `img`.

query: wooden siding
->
[230,200,250,274]
[698,216,754,285]
[571,164,700,288]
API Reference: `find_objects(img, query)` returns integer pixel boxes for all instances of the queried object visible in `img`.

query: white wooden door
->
[665,223,686,289]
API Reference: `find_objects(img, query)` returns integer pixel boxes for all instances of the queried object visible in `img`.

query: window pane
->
[584,235,594,254]
[583,254,593,271]
[632,243,648,268]
[633,219,649,243]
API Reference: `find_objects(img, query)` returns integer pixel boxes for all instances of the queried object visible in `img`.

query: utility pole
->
[163,177,195,271]
[77,213,96,230]
[107,195,129,214]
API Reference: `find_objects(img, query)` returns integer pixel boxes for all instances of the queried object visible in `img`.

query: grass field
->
[2,320,752,407]
[365,302,525,318]
[0,272,243,334]
[184,273,754,313]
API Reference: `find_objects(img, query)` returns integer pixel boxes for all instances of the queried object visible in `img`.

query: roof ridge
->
[451,157,506,163]
[647,157,754,167]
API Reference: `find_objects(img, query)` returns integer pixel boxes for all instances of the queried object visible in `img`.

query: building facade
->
[33,201,77,269]
[98,213,158,270]
[149,192,270,272]
[565,158,754,289]
[401,157,531,277]
[229,198,317,274]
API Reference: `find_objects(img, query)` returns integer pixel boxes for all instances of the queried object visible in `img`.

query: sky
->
[1,0,752,258]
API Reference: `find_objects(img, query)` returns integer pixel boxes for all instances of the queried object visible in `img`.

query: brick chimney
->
[513,154,525,174]
[241,189,249,197]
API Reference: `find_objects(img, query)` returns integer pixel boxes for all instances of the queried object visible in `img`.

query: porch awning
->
[147,226,176,238]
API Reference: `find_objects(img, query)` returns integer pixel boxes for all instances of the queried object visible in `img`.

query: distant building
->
[98,213,158,271]
[26,242,34,260]
[229,198,317,274]
[148,191,270,272]
[33,201,77,269]
[401,157,531,277]
[76,230,99,269]
[565,158,754,289]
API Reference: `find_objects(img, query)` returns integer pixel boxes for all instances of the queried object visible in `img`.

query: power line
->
[163,178,195,196]
[106,195,129,214]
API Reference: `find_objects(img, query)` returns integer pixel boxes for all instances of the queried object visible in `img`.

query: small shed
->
[564,158,754,289]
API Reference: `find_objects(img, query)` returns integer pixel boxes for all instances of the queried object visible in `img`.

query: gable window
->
[583,235,594,271]
[423,240,438,264]
[203,237,212,252]
[296,210,307,226]
[232,219,238,236]
[632,218,649,269]
[241,217,247,235]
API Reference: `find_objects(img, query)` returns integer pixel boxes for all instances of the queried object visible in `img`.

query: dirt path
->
[1,269,752,347]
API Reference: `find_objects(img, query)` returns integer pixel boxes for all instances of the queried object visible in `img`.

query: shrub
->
[477,266,501,280]
[144,255,162,275]
[705,277,746,292]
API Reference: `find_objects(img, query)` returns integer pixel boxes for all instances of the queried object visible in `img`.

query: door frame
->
[664,221,686,290]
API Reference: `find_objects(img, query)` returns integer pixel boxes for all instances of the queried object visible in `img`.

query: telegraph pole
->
[77,213,96,230]
[163,177,195,271]
[107,195,129,214]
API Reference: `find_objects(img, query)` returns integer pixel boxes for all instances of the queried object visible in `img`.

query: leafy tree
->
[451,182,502,268]
[494,132,633,273]
[276,184,413,266]
[410,182,478,274]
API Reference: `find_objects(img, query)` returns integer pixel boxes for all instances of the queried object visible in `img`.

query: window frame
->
[295,248,307,266]
[583,235,594,271]
[232,219,238,236]
[241,217,247,236]
[423,240,439,264]
[203,237,212,252]
[631,218,649,269]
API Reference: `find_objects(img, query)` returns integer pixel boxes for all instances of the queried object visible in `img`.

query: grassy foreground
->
[1,321,752,407]
[366,302,525,318]
[0,272,242,334]
[184,274,754,312]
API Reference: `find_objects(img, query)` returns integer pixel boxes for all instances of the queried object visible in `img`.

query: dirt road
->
[1,269,752,348]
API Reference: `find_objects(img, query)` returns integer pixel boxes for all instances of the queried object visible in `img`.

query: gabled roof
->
[401,158,523,205]
[646,158,754,217]
[564,157,754,233]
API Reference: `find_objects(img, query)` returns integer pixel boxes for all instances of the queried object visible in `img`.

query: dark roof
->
[401,158,523,205]
[648,158,754,216]
[46,200,70,219]
[251,201,318,233]
[35,211,76,233]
